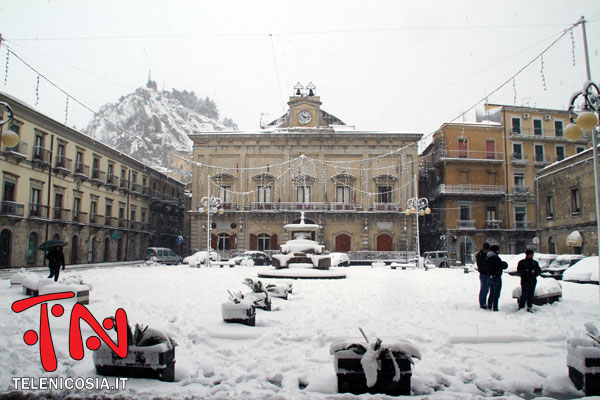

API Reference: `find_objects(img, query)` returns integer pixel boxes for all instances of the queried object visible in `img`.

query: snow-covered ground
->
[1,264,598,399]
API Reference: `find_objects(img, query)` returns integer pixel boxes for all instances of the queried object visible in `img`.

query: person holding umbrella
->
[42,242,66,282]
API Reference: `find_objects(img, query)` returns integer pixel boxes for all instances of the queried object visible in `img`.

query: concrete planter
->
[93,343,175,382]
[271,284,292,299]
[245,292,272,311]
[567,341,600,395]
[222,300,256,326]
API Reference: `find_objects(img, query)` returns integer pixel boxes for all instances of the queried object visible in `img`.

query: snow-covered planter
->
[271,283,293,299]
[567,322,600,395]
[330,329,421,396]
[9,269,32,287]
[222,291,256,326]
[93,324,176,382]
[243,278,274,310]
[21,275,54,296]
[39,282,90,305]
[511,278,562,306]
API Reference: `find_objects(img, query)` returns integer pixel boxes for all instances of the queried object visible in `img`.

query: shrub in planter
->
[93,323,176,382]
[271,283,293,299]
[243,278,275,311]
[222,291,257,326]
[330,328,421,396]
[567,322,600,395]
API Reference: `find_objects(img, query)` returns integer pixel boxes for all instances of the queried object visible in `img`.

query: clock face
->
[298,110,312,125]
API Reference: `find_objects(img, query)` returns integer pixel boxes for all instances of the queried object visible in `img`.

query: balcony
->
[372,203,400,212]
[435,150,504,164]
[512,186,531,196]
[514,221,534,230]
[432,184,505,198]
[131,183,142,195]
[54,155,72,175]
[330,202,357,211]
[72,210,88,224]
[32,146,51,169]
[533,155,552,167]
[90,169,106,185]
[28,204,49,219]
[152,190,163,201]
[0,201,24,217]
[511,153,529,165]
[89,214,104,225]
[106,175,118,189]
[511,127,589,142]
[52,207,70,222]
[131,221,143,231]
[221,202,237,211]
[73,162,90,180]
[457,220,476,230]
[251,202,277,210]
[2,141,28,162]
[485,220,503,230]
[142,186,152,197]
[119,179,130,193]
[118,218,128,228]
[104,216,117,227]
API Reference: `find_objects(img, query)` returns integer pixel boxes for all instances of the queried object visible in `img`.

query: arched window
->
[71,235,80,265]
[548,236,556,254]
[217,233,231,251]
[0,229,12,267]
[257,234,270,251]
[27,232,39,264]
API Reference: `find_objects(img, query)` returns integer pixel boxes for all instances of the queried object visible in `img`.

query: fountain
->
[258,212,347,279]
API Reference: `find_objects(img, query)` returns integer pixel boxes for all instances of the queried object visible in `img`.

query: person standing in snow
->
[484,245,508,312]
[46,246,66,282]
[517,249,541,312]
[476,242,491,309]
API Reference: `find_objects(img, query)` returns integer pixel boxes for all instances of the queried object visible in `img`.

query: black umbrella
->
[39,239,68,251]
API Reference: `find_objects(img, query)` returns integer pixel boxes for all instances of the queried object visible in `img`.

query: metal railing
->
[0,201,24,217]
[72,210,88,224]
[372,203,400,212]
[131,183,142,194]
[91,169,106,182]
[510,153,529,163]
[514,221,534,230]
[104,216,117,227]
[511,127,566,137]
[89,214,104,225]
[2,141,28,157]
[457,220,476,229]
[512,186,530,195]
[28,204,49,218]
[330,202,357,211]
[32,146,51,165]
[437,150,504,161]
[118,218,128,228]
[53,207,70,222]
[485,220,502,230]
[142,186,152,197]
[119,179,130,191]
[74,162,90,178]
[106,175,118,187]
[533,155,552,164]
[54,155,72,171]
[435,184,505,196]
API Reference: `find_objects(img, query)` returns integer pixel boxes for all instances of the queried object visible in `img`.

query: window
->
[514,174,524,187]
[142,176,147,187]
[130,209,136,223]
[57,143,66,167]
[54,193,63,211]
[131,172,137,185]
[459,204,471,221]
[141,209,146,223]
[217,233,231,251]
[485,140,496,159]
[555,145,565,161]
[90,201,97,217]
[513,143,523,159]
[219,186,232,203]
[258,185,272,203]
[30,188,42,217]
[576,146,585,154]
[533,119,543,136]
[73,197,81,221]
[486,171,497,185]
[75,151,83,169]
[458,138,468,158]
[297,186,311,203]
[554,120,563,137]
[511,117,521,134]
[27,232,39,264]
[546,196,554,219]
[571,187,581,215]
[257,234,271,251]
[548,236,556,254]
[33,134,44,160]
[515,206,527,227]
[3,181,16,202]
[534,144,545,162]
[336,186,351,203]
[377,186,392,203]
[486,206,497,221]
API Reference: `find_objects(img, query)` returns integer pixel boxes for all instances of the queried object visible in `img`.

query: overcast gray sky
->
[0,0,599,138]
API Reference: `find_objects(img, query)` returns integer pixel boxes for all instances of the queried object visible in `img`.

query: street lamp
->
[199,175,224,267]
[0,102,20,147]
[405,196,430,267]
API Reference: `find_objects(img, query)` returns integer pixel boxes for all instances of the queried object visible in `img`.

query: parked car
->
[422,251,451,268]
[145,247,183,265]
[543,254,585,279]
[183,251,221,267]
[230,251,272,266]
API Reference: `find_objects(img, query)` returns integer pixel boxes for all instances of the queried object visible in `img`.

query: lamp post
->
[563,16,600,301]
[404,195,431,268]
[199,176,224,268]
[0,102,20,147]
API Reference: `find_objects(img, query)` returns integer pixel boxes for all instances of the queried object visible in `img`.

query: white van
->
[422,251,450,268]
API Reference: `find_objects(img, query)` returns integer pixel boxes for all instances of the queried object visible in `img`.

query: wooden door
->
[335,234,351,252]
[376,234,392,251]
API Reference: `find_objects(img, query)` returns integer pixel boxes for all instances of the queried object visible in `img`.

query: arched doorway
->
[0,229,12,267]
[103,237,110,262]
[27,232,39,265]
[335,234,351,252]
[117,238,123,261]
[376,234,393,251]
[88,236,97,263]
[71,235,79,265]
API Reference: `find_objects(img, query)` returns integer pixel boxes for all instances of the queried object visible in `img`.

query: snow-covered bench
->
[390,263,414,270]
[512,278,562,306]
[39,282,90,305]
[21,275,55,296]
[9,270,33,287]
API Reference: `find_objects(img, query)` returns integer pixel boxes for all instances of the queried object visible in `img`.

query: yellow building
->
[0,93,187,268]
[420,104,590,261]
[189,85,422,259]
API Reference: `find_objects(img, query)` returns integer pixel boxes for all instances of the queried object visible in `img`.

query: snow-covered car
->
[542,254,584,279]
[329,252,350,267]
[505,253,558,275]
[145,247,183,265]
[183,251,220,267]
[562,256,599,284]
[230,251,271,266]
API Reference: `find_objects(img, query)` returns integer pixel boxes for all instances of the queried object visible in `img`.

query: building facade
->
[536,147,598,255]
[189,87,422,257]
[0,93,187,268]
[420,104,590,261]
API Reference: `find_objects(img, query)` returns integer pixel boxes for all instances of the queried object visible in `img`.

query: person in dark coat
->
[484,245,508,311]
[46,246,66,282]
[476,242,491,309]
[517,249,542,312]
